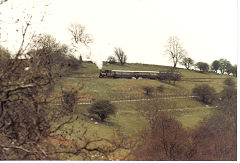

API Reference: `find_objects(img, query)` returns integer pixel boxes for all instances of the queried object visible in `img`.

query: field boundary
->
[50,95,197,106]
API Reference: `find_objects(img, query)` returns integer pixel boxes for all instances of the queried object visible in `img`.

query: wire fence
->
[49,92,196,106]
[76,93,196,105]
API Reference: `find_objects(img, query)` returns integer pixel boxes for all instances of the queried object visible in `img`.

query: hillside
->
[71,61,231,79]
[66,61,234,94]
[49,61,236,160]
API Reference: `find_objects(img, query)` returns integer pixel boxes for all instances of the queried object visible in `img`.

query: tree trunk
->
[173,62,177,68]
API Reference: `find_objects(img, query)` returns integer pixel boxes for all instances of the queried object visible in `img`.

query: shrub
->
[224,78,235,87]
[107,56,117,64]
[88,100,116,122]
[166,68,182,85]
[192,84,216,104]
[157,85,165,93]
[219,86,237,101]
[62,89,78,112]
[142,86,154,96]
[0,45,11,68]
[60,55,82,71]
[192,88,237,160]
[132,113,193,160]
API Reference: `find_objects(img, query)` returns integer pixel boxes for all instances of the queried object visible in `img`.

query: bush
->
[166,68,182,85]
[157,85,165,93]
[132,113,193,160]
[65,55,81,71]
[142,86,154,96]
[224,78,235,87]
[0,45,11,68]
[62,89,78,112]
[88,100,116,122]
[192,87,237,160]
[107,56,117,64]
[192,84,216,104]
[219,86,237,101]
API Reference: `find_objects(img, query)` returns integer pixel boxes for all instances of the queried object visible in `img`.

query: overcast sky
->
[1,0,238,68]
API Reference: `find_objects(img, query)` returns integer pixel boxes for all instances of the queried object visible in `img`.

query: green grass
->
[52,98,209,140]
[179,68,230,79]
[176,78,227,93]
[169,107,213,128]
[50,98,212,158]
[52,101,148,140]
[72,61,232,80]
[49,97,213,160]
[55,77,186,102]
[102,62,170,72]
[72,62,99,74]
[49,61,235,160]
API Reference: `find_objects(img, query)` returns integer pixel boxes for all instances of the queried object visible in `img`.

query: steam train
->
[99,70,181,80]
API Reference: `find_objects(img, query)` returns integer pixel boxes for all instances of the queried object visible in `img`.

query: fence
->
[76,93,196,105]
[49,91,196,106]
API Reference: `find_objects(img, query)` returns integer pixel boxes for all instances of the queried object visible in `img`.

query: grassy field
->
[54,77,188,102]
[51,98,210,145]
[49,61,235,160]
[74,61,232,79]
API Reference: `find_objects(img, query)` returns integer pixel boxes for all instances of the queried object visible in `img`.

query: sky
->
[0,0,238,68]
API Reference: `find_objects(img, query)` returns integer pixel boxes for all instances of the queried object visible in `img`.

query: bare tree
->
[0,2,136,160]
[68,23,93,62]
[131,112,193,161]
[114,47,127,65]
[0,0,50,53]
[165,36,186,68]
[0,0,7,4]
[0,1,71,160]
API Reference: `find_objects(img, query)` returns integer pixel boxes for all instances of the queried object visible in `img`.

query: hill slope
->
[72,61,232,79]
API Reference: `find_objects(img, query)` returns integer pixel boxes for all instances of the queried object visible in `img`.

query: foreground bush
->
[131,113,194,161]
[223,78,235,87]
[192,84,216,104]
[192,86,237,161]
[88,100,116,122]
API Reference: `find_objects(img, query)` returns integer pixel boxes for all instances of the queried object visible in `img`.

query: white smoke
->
[91,52,103,70]
[93,60,103,70]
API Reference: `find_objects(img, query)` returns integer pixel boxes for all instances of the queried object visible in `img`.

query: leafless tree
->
[0,0,7,4]
[114,47,127,65]
[68,23,93,62]
[131,112,194,161]
[0,0,50,53]
[0,2,133,160]
[165,36,186,68]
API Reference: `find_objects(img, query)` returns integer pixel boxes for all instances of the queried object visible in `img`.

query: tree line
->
[165,36,237,76]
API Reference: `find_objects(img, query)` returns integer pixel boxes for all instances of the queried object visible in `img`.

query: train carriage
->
[99,69,181,81]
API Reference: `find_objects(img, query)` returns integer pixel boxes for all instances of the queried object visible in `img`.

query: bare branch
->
[165,36,186,68]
